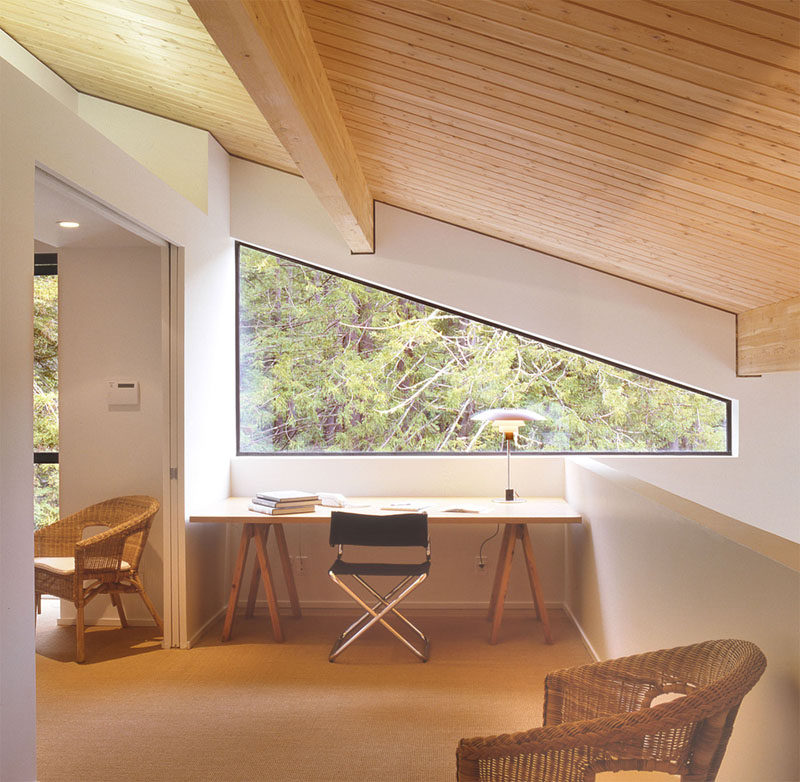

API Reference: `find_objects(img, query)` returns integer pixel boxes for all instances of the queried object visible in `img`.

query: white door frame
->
[161,243,186,648]
[37,168,185,646]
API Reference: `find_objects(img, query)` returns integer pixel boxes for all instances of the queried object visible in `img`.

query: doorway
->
[33,169,180,648]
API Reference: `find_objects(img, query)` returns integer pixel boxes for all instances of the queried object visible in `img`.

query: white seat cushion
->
[34,556,131,575]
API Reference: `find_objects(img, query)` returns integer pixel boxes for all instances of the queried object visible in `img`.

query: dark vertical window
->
[34,253,59,527]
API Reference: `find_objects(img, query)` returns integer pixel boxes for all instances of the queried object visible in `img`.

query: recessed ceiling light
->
[58,220,80,228]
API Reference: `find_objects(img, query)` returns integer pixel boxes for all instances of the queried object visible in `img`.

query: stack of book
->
[248,489,319,515]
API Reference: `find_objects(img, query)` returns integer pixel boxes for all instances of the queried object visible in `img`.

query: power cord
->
[477,524,500,570]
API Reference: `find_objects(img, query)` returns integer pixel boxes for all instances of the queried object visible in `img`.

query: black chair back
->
[329,511,428,548]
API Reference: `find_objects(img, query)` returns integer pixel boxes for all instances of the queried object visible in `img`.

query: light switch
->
[106,380,139,406]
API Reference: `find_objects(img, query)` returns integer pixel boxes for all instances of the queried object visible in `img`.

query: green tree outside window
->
[34,272,59,527]
[238,245,728,455]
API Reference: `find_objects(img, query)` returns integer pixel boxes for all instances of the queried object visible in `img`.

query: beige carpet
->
[36,604,592,781]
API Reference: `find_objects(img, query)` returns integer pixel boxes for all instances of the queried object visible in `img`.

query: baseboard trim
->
[187,605,227,649]
[195,601,585,646]
[56,617,160,628]
[563,603,600,661]
[237,599,564,612]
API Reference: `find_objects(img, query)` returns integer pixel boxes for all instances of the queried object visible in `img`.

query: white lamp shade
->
[471,408,546,425]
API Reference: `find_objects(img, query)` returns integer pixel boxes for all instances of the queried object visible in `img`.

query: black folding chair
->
[328,511,431,662]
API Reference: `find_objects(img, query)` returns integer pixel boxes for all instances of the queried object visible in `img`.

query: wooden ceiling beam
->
[189,0,373,253]
[738,296,800,375]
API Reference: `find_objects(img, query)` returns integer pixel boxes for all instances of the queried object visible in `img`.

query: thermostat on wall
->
[106,380,139,406]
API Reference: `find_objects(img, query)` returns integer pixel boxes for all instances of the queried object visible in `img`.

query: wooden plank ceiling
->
[0,0,798,318]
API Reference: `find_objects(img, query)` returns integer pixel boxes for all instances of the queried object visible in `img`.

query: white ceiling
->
[34,177,156,250]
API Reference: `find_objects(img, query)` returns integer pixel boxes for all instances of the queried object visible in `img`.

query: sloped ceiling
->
[1,0,797,319]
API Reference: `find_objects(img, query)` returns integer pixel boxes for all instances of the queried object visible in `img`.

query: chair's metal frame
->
[327,510,431,662]
[328,540,431,662]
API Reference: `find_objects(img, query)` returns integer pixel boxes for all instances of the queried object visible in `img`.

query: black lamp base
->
[492,489,527,504]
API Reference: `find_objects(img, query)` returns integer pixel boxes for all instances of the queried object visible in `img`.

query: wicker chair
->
[456,639,765,782]
[34,495,163,662]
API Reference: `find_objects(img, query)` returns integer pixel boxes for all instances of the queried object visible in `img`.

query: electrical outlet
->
[474,556,489,576]
[291,555,309,576]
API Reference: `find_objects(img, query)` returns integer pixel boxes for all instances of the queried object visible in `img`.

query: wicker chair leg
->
[132,576,164,635]
[76,602,86,663]
[455,753,480,782]
[111,593,128,627]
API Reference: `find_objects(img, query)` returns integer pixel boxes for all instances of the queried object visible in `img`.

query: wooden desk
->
[190,497,581,646]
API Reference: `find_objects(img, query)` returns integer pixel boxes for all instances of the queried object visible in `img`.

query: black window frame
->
[34,252,59,467]
[236,240,733,457]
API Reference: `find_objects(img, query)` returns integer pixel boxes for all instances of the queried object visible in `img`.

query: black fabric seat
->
[327,511,431,662]
[329,560,431,577]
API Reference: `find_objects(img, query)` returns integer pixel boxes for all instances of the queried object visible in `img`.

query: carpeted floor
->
[36,604,592,781]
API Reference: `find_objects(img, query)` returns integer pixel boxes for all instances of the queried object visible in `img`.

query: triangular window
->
[237,243,730,455]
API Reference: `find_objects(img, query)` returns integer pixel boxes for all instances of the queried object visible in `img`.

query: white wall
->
[0,28,77,111]
[1,49,233,779]
[59,245,165,622]
[564,458,799,781]
[180,139,235,643]
[0,58,38,782]
[597,369,799,541]
[78,95,210,213]
[230,160,800,543]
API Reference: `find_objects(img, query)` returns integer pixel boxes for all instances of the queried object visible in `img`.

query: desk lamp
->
[471,408,545,503]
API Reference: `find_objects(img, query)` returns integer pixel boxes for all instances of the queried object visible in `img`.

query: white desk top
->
[190,496,582,525]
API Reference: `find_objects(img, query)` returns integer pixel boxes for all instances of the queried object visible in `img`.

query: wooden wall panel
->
[738,296,800,375]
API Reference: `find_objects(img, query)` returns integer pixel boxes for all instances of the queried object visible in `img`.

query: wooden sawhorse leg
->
[222,522,300,643]
[221,523,253,642]
[245,523,302,619]
[488,523,515,625]
[488,523,553,645]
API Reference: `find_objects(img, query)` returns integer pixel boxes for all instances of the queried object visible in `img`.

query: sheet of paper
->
[440,505,487,514]
[379,502,436,512]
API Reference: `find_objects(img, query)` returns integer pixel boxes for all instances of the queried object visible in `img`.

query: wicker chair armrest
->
[543,656,666,725]
[75,518,136,547]
[74,518,143,573]
[458,692,722,782]
[457,713,647,781]
[463,698,693,761]
[545,641,764,728]
[34,515,84,556]
[543,641,754,725]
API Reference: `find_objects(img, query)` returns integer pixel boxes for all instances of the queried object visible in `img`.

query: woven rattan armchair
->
[456,639,765,782]
[34,495,163,662]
